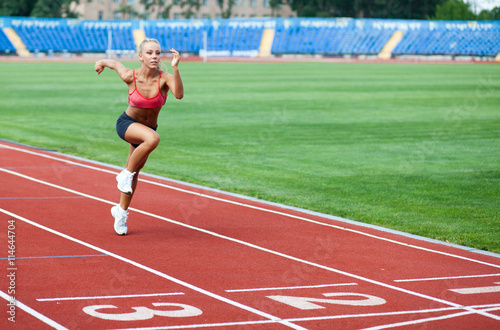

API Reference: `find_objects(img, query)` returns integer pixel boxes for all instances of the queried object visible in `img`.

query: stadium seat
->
[0,29,16,53]
[3,18,499,58]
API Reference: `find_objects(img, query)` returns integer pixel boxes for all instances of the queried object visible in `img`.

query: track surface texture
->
[1,140,499,329]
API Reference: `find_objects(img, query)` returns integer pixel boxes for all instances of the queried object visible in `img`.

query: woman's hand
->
[166,48,184,99]
[94,60,105,76]
[170,49,180,68]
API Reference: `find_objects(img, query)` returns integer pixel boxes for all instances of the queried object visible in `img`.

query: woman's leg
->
[112,126,159,235]
[116,123,160,195]
[119,144,141,210]
[124,123,160,173]
[120,123,160,206]
[118,123,159,209]
[112,144,139,235]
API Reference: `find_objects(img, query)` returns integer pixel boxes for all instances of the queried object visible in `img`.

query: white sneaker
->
[116,169,135,195]
[111,205,128,235]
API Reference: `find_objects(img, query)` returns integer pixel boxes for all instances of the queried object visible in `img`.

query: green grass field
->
[0,60,498,253]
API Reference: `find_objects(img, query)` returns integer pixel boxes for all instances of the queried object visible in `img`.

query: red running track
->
[0,140,499,329]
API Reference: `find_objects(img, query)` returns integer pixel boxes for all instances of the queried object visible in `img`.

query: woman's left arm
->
[166,49,184,100]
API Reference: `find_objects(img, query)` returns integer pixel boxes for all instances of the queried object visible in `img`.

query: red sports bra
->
[128,70,167,109]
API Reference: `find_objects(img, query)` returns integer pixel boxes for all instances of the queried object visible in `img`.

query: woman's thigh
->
[124,123,160,147]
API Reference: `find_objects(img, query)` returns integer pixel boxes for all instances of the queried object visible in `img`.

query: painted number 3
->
[83,303,203,321]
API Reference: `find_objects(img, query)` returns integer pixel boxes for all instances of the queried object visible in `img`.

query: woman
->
[94,38,184,235]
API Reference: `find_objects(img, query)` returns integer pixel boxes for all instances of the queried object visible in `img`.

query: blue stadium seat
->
[11,22,135,53]
[5,18,500,58]
[394,25,500,56]
[271,22,394,56]
[0,29,15,53]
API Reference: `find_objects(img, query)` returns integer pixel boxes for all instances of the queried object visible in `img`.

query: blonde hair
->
[138,38,168,72]
[138,38,160,54]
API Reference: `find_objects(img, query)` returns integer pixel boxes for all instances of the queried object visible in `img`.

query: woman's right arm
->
[94,59,132,83]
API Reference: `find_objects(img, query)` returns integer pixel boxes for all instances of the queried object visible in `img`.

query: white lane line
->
[0,143,117,175]
[116,319,278,330]
[2,168,500,322]
[113,304,500,330]
[141,177,500,269]
[2,142,499,268]
[0,290,67,329]
[37,292,185,302]
[286,303,500,323]
[0,167,115,204]
[360,310,474,330]
[226,283,358,293]
[395,273,500,282]
[359,305,500,330]
[450,282,500,295]
[0,207,306,330]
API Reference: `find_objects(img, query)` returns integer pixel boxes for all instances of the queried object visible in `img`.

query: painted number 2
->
[268,292,386,310]
[83,302,202,321]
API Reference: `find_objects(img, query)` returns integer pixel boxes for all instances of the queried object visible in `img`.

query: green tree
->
[477,6,500,20]
[270,0,282,17]
[287,0,445,19]
[141,0,173,19]
[433,0,476,20]
[492,6,500,20]
[216,0,234,18]
[181,0,201,18]
[30,0,79,18]
[0,0,38,16]
[115,4,143,19]
[354,0,446,19]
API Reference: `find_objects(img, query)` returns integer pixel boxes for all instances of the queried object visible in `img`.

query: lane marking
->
[0,167,117,206]
[110,304,500,329]
[0,254,108,260]
[0,196,88,200]
[226,283,358,293]
[267,292,386,310]
[140,178,500,269]
[0,290,67,330]
[37,292,185,302]
[0,208,306,330]
[395,273,500,283]
[0,143,117,175]
[2,142,499,268]
[286,303,500,323]
[450,282,500,295]
[82,302,203,321]
[1,170,500,322]
[1,165,80,169]
[118,319,278,329]
[359,306,500,330]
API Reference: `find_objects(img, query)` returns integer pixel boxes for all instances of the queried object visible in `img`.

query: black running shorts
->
[116,111,158,148]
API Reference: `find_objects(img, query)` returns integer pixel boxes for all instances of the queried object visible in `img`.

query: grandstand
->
[1,17,499,60]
